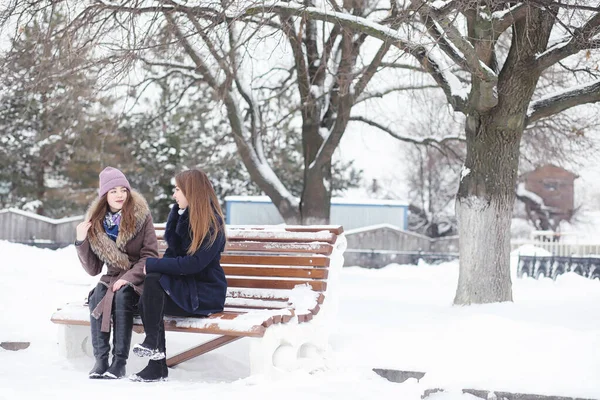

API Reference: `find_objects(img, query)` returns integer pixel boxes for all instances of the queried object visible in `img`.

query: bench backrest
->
[154,224,344,321]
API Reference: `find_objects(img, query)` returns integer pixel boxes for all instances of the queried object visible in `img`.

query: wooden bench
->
[51,225,347,375]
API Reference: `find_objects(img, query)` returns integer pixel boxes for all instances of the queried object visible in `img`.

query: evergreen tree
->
[0,11,114,216]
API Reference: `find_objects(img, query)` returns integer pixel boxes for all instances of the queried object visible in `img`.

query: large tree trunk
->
[299,94,331,225]
[454,115,522,305]
[300,161,332,225]
[454,7,554,305]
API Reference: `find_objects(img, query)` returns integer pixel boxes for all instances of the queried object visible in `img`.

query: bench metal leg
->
[166,335,241,367]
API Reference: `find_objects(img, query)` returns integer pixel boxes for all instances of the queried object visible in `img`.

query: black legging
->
[139,273,193,353]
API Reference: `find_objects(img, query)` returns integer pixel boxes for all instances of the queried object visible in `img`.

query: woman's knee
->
[113,285,137,312]
[145,272,161,282]
[144,273,162,290]
[88,283,108,310]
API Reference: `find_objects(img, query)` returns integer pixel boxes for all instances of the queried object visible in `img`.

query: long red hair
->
[175,169,225,254]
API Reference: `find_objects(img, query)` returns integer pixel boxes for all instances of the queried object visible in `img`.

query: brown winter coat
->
[76,190,158,332]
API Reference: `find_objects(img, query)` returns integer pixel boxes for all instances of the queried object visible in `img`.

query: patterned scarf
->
[103,210,122,242]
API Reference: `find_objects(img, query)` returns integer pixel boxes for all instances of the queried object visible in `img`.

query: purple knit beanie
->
[98,167,131,198]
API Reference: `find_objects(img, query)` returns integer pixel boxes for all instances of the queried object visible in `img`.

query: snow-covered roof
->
[225,195,408,207]
[344,223,429,240]
[520,164,579,179]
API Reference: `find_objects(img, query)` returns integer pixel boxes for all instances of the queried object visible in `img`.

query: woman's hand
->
[112,279,129,292]
[76,221,92,241]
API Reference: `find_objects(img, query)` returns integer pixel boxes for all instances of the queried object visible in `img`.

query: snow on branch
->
[412,0,498,84]
[516,182,545,208]
[535,11,600,71]
[240,2,468,112]
[526,79,600,125]
[491,3,529,39]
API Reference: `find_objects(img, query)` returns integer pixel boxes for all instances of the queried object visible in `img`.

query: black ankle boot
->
[103,358,127,379]
[130,360,168,382]
[89,358,109,379]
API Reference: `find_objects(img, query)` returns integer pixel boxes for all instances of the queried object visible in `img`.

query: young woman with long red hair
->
[75,167,158,379]
[130,169,227,382]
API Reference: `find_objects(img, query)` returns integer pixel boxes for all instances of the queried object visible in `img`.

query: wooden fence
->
[344,224,459,268]
[0,208,83,247]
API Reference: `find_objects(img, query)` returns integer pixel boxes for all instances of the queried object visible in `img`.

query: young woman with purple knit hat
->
[75,167,158,379]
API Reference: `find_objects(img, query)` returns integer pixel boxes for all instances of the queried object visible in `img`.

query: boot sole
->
[102,371,124,379]
[89,373,107,379]
[129,374,168,383]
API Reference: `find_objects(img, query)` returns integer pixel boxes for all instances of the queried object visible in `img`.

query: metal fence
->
[511,239,600,257]
[517,254,600,280]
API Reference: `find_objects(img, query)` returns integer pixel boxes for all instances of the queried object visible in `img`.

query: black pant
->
[139,273,192,353]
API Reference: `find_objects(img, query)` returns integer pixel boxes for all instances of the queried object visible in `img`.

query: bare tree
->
[0,0,453,224]
[3,1,599,305]
[222,0,600,304]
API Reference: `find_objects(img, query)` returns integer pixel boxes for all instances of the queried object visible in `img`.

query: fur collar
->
[85,190,151,270]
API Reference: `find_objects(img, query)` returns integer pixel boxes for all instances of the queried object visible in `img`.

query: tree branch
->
[535,12,600,71]
[165,13,220,90]
[349,116,464,146]
[526,80,600,125]
[356,84,439,103]
[279,14,311,109]
[411,0,497,84]
[242,3,468,112]
[353,41,391,99]
[492,3,530,39]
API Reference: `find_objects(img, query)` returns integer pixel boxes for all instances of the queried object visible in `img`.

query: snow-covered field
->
[2,241,600,400]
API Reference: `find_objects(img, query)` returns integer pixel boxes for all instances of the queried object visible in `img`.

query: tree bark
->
[299,105,331,225]
[301,161,331,225]
[454,115,520,304]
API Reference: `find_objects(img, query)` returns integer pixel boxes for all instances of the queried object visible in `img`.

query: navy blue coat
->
[145,205,227,316]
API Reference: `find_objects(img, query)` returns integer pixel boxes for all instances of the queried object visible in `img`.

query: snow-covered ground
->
[2,241,600,400]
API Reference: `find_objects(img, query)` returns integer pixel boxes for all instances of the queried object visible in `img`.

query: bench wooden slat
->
[154,225,343,240]
[227,230,337,244]
[227,288,291,301]
[223,266,329,279]
[159,241,334,255]
[227,278,327,291]
[226,225,344,235]
[221,254,331,267]
[226,241,334,255]
[156,250,333,267]
[51,305,275,337]
[226,289,325,304]
[225,297,289,309]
